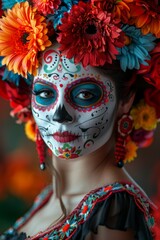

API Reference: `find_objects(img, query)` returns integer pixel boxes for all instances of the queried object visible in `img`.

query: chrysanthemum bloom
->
[25,120,36,141]
[117,25,156,71]
[129,0,160,37]
[0,2,51,78]
[91,0,133,23]
[32,0,61,15]
[124,138,138,163]
[57,1,124,67]
[130,101,157,131]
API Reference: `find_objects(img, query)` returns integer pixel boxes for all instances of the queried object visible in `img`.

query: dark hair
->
[97,65,137,100]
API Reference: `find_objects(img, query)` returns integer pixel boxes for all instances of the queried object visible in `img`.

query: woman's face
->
[31,44,117,159]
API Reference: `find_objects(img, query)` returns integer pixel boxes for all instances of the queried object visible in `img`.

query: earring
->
[36,128,46,170]
[115,114,133,168]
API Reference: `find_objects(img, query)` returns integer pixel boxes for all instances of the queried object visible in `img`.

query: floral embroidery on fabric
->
[6,183,154,239]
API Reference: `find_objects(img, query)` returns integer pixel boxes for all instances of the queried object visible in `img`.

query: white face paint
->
[31,43,117,159]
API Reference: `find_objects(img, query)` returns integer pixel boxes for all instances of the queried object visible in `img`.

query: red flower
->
[0,79,32,123]
[57,1,124,68]
[0,1,3,18]
[6,80,31,109]
[62,223,70,232]
[144,88,160,119]
[32,0,61,15]
[58,146,80,158]
[10,106,32,124]
[0,79,9,100]
[139,43,160,89]
[82,205,88,214]
[129,0,160,37]
[131,128,154,148]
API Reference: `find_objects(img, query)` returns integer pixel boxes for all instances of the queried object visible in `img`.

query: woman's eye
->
[32,84,57,106]
[76,91,94,100]
[69,82,103,108]
[38,90,54,99]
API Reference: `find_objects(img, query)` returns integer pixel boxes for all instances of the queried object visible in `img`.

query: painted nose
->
[52,105,73,123]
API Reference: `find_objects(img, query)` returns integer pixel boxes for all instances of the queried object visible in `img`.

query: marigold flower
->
[129,0,160,37]
[32,0,61,15]
[124,139,138,163]
[0,2,51,78]
[130,101,157,131]
[25,120,36,141]
[57,1,124,68]
[91,0,133,23]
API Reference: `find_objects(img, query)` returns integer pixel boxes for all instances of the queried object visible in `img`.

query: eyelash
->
[32,89,54,98]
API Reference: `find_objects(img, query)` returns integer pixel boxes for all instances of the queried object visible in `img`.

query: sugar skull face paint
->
[32,43,117,159]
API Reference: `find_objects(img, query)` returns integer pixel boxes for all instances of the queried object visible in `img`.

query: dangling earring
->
[115,114,133,168]
[36,128,46,170]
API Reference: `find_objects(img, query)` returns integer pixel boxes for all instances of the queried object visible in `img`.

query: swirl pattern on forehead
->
[42,49,82,77]
[43,49,60,74]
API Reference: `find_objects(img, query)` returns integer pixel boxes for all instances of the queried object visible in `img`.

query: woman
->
[0,0,159,239]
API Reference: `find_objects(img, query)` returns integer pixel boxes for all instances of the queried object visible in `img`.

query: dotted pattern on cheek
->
[32,78,59,112]
[64,78,110,112]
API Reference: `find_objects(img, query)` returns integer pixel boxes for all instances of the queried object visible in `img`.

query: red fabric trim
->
[29,182,154,240]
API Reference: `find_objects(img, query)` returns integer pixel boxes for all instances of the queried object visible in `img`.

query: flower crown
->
[0,0,160,163]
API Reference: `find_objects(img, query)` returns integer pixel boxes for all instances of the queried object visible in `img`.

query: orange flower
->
[25,120,36,141]
[0,2,51,78]
[129,0,160,37]
[124,139,138,163]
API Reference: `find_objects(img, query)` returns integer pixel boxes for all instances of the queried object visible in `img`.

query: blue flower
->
[2,0,25,10]
[48,6,69,30]
[0,57,32,86]
[117,25,156,71]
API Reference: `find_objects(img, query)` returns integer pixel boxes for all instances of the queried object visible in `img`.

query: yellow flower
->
[130,101,157,131]
[0,2,51,78]
[124,140,138,163]
[25,120,36,141]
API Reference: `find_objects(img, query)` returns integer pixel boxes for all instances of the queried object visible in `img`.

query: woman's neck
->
[51,138,123,197]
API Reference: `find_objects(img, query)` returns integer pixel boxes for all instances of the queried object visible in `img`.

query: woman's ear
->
[117,93,135,117]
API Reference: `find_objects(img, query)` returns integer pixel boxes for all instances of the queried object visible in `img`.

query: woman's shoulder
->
[0,185,53,239]
[0,182,155,240]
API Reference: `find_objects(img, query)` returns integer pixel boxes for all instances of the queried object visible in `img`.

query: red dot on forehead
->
[60,84,63,88]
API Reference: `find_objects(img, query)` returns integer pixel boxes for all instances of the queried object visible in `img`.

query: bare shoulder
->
[85,226,135,240]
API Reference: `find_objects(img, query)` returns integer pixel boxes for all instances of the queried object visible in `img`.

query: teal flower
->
[117,25,156,71]
[47,0,80,29]
[0,57,33,86]
[2,0,25,10]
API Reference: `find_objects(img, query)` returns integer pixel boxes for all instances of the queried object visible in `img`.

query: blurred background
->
[0,97,160,233]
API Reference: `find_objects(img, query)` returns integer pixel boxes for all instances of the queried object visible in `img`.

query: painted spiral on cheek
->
[84,139,94,149]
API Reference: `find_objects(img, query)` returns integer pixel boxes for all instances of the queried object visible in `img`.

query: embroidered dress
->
[0,182,155,240]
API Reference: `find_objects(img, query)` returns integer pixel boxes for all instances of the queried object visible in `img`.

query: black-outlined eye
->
[69,82,103,108]
[32,83,57,106]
